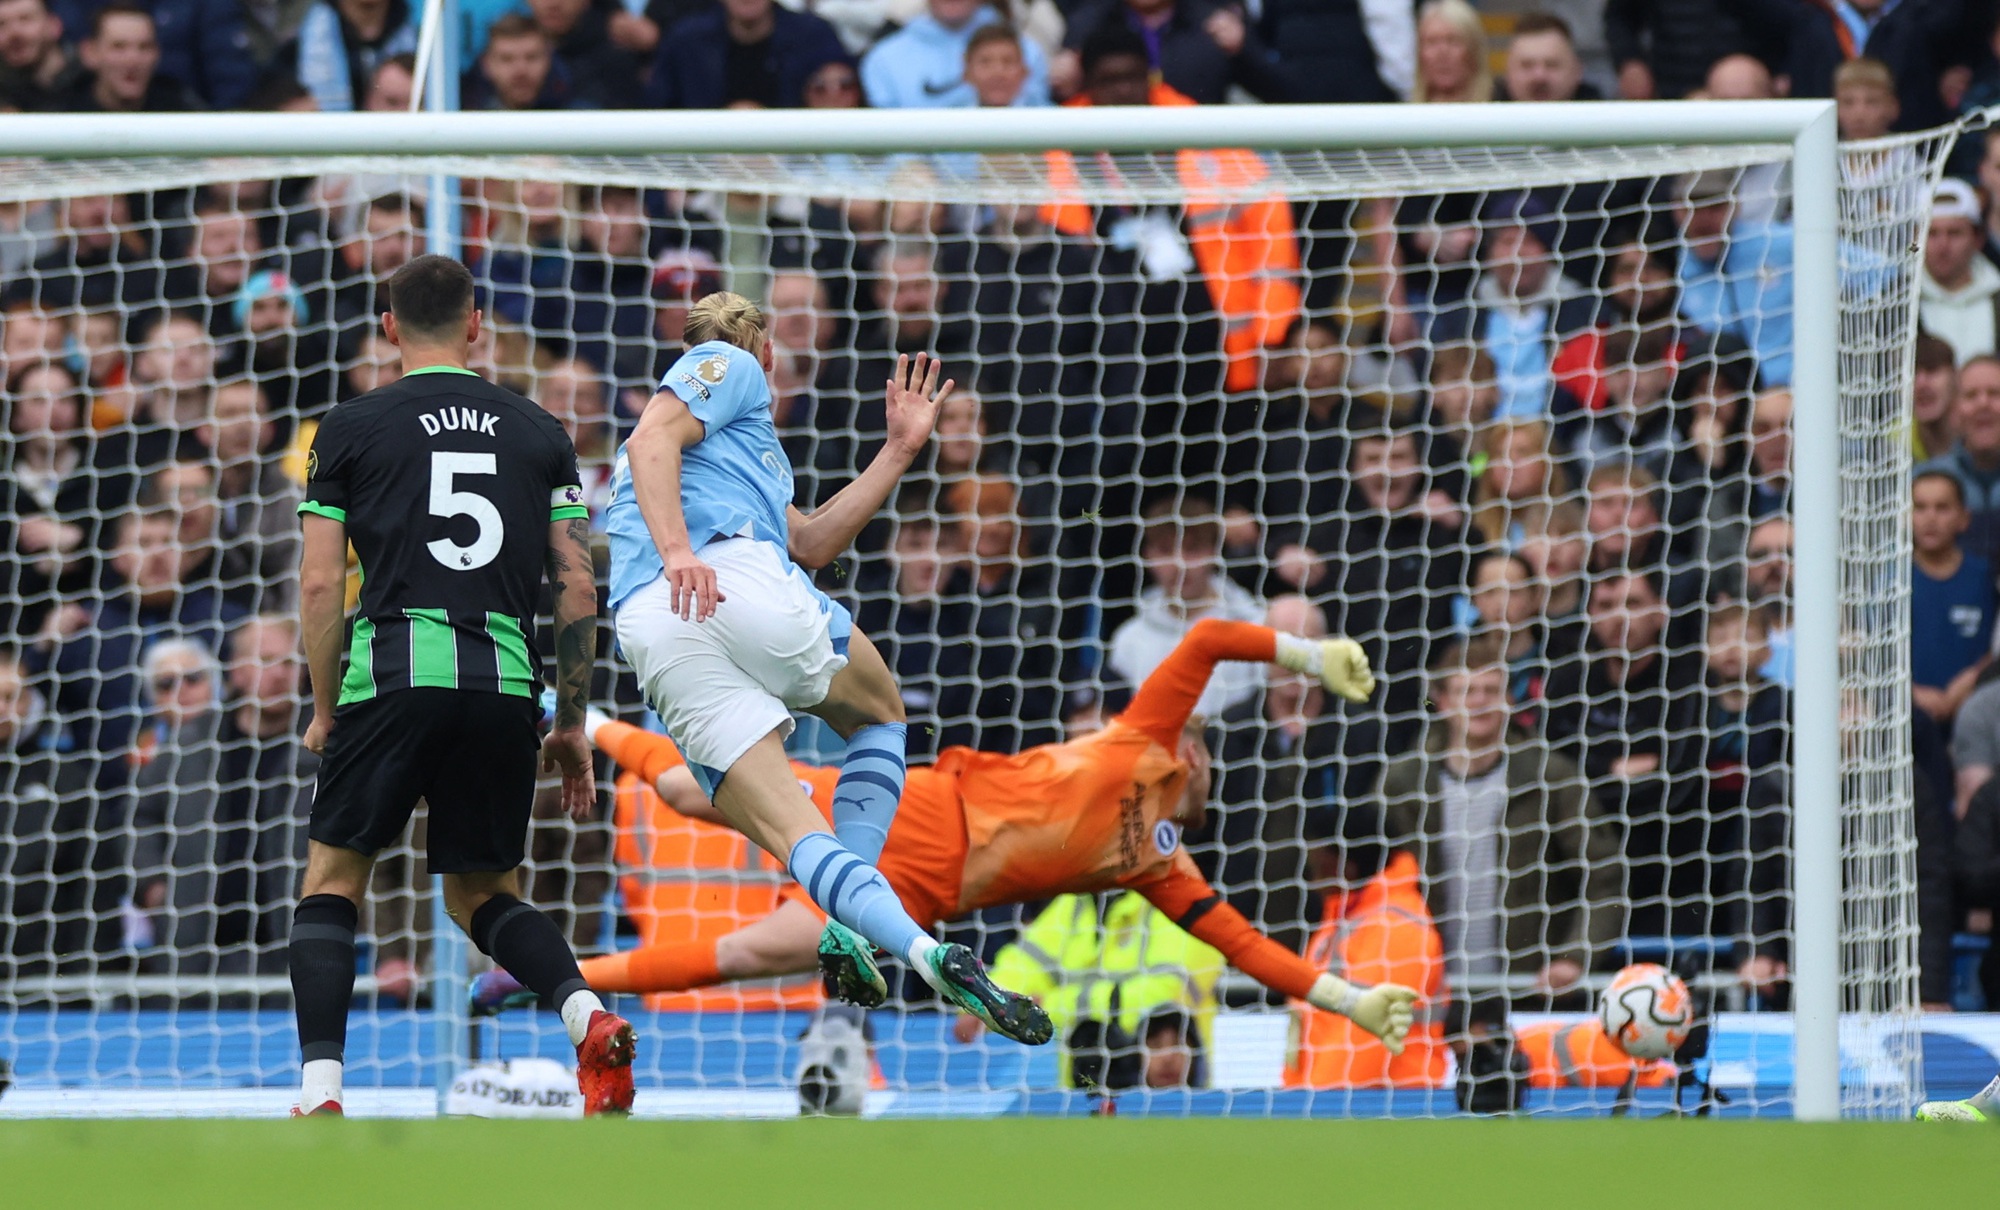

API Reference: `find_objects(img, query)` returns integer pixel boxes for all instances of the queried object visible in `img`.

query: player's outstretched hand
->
[542,726,597,821]
[303,714,333,755]
[884,352,954,457]
[1307,974,1419,1056]
[665,548,724,621]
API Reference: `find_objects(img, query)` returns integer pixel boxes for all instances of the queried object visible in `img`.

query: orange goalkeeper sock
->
[595,720,686,790]
[581,940,723,994]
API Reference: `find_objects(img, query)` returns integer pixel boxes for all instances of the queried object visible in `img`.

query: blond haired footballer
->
[601,293,1052,1042]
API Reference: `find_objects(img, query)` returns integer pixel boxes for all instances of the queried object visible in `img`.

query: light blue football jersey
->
[605,341,793,612]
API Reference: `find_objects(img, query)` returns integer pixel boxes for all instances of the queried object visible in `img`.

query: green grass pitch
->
[6,1119,1989,1208]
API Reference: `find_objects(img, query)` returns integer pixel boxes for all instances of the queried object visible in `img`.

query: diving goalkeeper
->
[475,619,1421,1052]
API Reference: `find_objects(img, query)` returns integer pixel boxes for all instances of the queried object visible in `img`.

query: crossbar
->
[0,100,1834,158]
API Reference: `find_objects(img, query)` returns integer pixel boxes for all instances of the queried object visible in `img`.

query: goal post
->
[0,101,1936,1120]
[417,0,470,1119]
[1784,102,1842,1126]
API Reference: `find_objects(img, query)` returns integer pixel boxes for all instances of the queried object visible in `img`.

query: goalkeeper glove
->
[1307,974,1419,1056]
[1277,637,1377,704]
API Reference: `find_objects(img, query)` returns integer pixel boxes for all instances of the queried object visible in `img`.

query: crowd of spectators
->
[0,0,1993,1053]
[2,0,1997,124]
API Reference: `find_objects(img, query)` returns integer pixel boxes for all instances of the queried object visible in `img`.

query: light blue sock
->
[831,722,906,864]
[787,832,934,967]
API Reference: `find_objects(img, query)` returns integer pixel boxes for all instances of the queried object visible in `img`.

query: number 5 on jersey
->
[429,450,504,571]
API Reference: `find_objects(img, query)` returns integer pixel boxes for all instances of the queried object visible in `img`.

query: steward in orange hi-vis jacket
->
[1514,1019,1677,1089]
[1285,848,1449,1089]
[1038,63,1300,395]
[543,622,1396,1032]
[605,766,820,1012]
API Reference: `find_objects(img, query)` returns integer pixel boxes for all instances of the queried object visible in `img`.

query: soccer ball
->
[795,1004,870,1116]
[1598,963,1693,1060]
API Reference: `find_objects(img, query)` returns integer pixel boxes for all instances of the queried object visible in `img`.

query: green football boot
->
[817,921,888,1009]
[926,943,1052,1046]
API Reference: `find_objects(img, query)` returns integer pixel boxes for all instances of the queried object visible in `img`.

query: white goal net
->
[0,111,1942,1119]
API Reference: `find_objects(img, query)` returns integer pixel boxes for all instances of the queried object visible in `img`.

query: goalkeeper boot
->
[1918,1074,2000,1122]
[817,921,889,1009]
[576,1009,637,1117]
[468,968,537,1017]
[926,943,1053,1046]
[1916,1099,1992,1122]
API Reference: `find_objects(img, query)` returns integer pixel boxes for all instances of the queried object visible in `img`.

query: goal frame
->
[0,99,1850,1119]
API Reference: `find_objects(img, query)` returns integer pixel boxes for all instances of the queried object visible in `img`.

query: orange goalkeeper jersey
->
[783,722,1192,912]
[598,616,1323,1003]
[942,718,1194,912]
[792,724,1313,1000]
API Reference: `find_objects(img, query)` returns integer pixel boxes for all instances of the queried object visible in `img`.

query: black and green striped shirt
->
[299,366,589,707]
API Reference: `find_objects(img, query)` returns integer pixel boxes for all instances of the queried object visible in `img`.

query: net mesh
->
[0,127,1940,1118]
[1834,127,1954,1118]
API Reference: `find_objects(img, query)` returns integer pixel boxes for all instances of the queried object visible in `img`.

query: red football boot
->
[290,1101,343,1117]
[576,1010,636,1117]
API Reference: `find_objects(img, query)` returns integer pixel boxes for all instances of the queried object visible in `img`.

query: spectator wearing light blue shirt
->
[861,0,1050,109]
[1673,168,1795,387]
[295,0,420,113]
[1431,199,1597,422]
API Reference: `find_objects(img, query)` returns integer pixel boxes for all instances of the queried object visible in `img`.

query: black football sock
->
[289,894,359,1065]
[468,893,591,1013]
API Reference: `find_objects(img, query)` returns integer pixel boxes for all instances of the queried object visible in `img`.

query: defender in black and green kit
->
[299,359,585,854]
[288,254,636,1118]
[299,374,586,704]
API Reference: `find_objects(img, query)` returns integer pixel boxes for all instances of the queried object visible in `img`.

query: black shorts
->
[309,688,541,874]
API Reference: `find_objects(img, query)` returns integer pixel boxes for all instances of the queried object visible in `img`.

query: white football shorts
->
[614,537,851,787]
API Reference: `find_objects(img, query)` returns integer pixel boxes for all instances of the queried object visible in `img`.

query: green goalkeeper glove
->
[1307,974,1419,1055]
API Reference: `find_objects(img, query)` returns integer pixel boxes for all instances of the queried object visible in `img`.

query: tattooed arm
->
[542,515,599,820]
